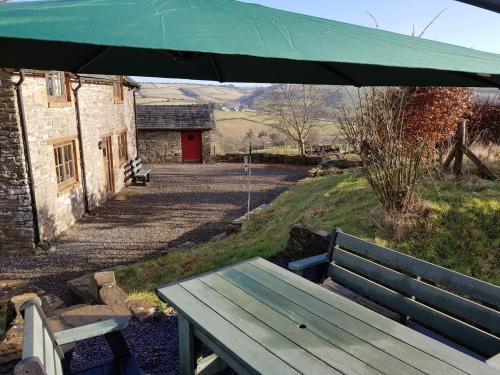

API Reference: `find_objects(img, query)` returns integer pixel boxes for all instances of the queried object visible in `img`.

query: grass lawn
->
[116,171,500,302]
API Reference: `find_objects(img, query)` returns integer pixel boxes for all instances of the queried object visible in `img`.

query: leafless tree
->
[262,84,333,156]
[337,87,431,215]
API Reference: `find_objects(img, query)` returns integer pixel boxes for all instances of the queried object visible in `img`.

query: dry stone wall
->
[0,72,34,250]
[138,130,182,164]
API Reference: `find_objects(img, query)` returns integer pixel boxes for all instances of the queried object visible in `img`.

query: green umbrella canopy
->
[0,0,499,87]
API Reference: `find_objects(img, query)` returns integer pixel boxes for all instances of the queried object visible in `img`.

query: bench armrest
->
[487,353,500,370]
[288,253,329,272]
[54,317,129,346]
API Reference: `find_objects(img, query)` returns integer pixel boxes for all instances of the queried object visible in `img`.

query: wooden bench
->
[289,228,500,362]
[130,157,151,185]
[14,300,142,375]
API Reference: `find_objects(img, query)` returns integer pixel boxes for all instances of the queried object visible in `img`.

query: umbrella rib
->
[75,46,112,73]
[209,53,224,82]
[314,61,361,87]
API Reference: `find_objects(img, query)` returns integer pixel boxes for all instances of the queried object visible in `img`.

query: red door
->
[181,131,202,162]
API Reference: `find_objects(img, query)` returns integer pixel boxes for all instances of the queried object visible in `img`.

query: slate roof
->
[136,104,215,130]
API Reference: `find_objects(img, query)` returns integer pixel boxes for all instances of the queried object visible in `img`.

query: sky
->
[11,0,500,86]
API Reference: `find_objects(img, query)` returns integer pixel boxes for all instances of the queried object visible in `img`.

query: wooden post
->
[453,120,466,177]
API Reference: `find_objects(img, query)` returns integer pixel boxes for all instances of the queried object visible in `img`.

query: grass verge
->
[116,170,499,300]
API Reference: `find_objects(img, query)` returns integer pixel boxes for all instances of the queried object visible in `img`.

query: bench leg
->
[179,315,196,375]
[105,330,131,358]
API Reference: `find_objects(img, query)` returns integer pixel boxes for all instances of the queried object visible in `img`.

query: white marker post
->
[244,154,251,220]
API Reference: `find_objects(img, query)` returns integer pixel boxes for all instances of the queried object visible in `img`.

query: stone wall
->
[0,72,34,250]
[78,81,137,209]
[215,153,322,165]
[20,74,85,240]
[138,129,212,164]
[138,130,182,164]
[1,72,137,247]
[201,130,212,163]
[285,223,331,258]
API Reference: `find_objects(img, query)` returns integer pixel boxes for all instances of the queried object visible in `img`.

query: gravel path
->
[0,163,308,298]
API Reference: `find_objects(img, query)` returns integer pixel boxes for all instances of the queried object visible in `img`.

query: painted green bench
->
[289,229,500,362]
[14,300,142,375]
[130,157,151,185]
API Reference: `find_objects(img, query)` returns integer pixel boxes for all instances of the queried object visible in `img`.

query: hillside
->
[136,83,256,105]
[116,170,500,293]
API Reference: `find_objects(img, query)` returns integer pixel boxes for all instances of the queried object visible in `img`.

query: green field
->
[116,171,500,302]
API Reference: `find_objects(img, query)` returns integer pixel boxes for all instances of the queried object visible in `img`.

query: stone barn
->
[0,70,139,250]
[137,104,214,163]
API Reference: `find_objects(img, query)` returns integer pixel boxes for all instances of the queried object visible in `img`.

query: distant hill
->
[137,82,498,108]
[136,83,256,105]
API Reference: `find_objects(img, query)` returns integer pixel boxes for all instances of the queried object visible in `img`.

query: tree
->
[466,98,500,144]
[337,87,430,215]
[403,87,472,147]
[244,128,255,152]
[262,84,333,156]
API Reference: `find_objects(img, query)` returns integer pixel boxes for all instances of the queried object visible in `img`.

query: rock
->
[161,241,196,254]
[0,324,24,364]
[7,293,41,326]
[210,232,227,242]
[48,246,56,253]
[60,304,131,327]
[227,219,243,234]
[99,283,128,305]
[89,271,116,300]
[40,293,65,316]
[176,241,196,250]
[67,273,98,304]
[127,299,157,322]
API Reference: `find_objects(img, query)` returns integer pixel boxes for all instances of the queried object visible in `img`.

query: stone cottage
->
[137,104,214,163]
[0,69,139,250]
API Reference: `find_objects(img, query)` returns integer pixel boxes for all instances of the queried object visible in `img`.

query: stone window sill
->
[48,100,72,108]
[57,181,81,197]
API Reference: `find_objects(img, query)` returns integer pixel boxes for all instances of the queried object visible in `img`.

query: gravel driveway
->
[0,163,308,296]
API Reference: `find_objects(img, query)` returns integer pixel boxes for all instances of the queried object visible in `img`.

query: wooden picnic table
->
[157,257,498,375]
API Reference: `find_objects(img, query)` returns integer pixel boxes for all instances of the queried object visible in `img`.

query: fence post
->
[453,120,466,177]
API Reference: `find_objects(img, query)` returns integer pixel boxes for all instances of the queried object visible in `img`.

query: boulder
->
[67,273,98,304]
[7,293,41,326]
[0,324,24,364]
[127,299,158,322]
[40,293,65,316]
[227,219,243,234]
[89,271,116,300]
[99,283,128,305]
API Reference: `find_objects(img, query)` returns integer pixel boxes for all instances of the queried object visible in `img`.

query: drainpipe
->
[15,69,41,246]
[132,87,139,158]
[72,77,90,213]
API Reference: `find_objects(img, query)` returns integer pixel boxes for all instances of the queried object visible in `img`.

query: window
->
[54,141,77,188]
[113,76,124,103]
[117,132,128,162]
[46,72,71,104]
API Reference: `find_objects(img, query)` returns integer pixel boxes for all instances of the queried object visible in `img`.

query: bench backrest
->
[15,301,67,375]
[327,230,500,358]
[130,157,143,176]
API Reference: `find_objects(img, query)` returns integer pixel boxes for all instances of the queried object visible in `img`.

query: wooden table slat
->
[220,266,442,375]
[180,278,343,375]
[250,258,497,375]
[157,284,301,375]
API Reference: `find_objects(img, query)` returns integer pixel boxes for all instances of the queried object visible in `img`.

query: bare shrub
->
[337,87,432,215]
